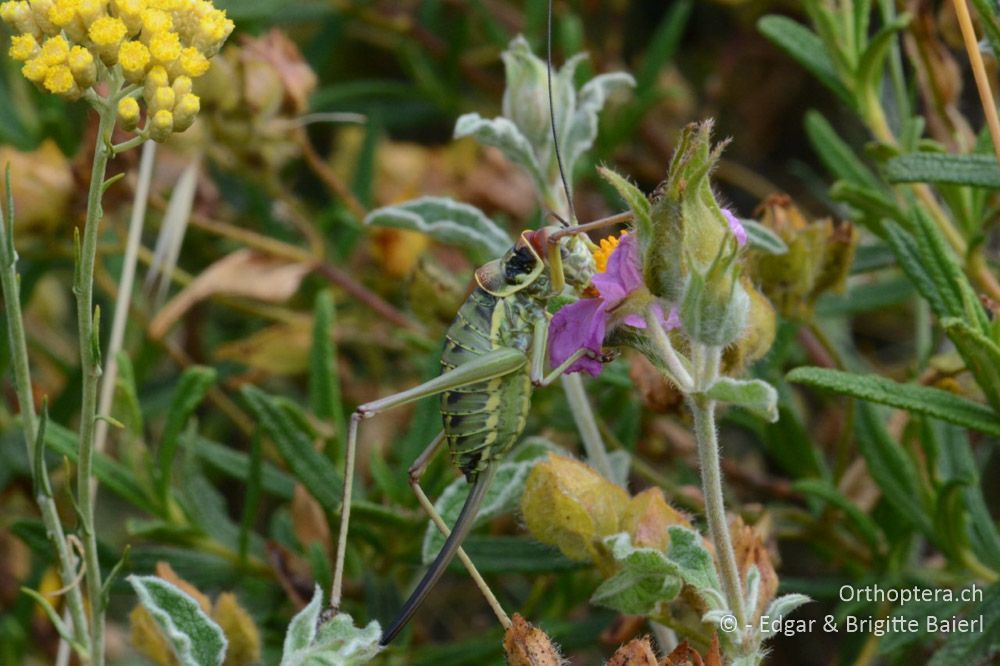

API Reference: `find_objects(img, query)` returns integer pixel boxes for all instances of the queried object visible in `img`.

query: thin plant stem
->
[94,139,155,458]
[952,0,1000,167]
[75,89,121,666]
[0,180,91,651]
[560,373,616,483]
[690,392,747,632]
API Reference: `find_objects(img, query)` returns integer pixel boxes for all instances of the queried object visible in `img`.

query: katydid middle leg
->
[330,347,528,612]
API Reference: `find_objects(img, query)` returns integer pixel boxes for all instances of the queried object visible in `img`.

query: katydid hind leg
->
[380,463,499,645]
[330,348,526,611]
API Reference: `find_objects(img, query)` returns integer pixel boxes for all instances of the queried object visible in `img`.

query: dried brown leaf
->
[214,317,313,375]
[150,250,311,338]
[291,484,332,560]
[214,592,262,666]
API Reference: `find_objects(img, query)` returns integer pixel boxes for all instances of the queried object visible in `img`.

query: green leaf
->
[241,386,343,514]
[665,526,721,596]
[21,587,85,655]
[636,0,692,90]
[157,367,216,501]
[127,575,227,666]
[280,586,381,666]
[309,291,345,437]
[759,594,812,639]
[44,422,156,515]
[565,71,636,175]
[787,367,1000,438]
[854,402,933,536]
[364,196,512,265]
[742,219,788,255]
[453,114,547,197]
[927,584,1000,666]
[192,435,295,499]
[757,16,853,106]
[455,535,584,573]
[704,377,779,422]
[805,111,879,189]
[885,153,1000,188]
[971,0,1000,58]
[592,533,684,615]
[942,317,1000,412]
[792,479,883,551]
[597,166,651,239]
[856,15,910,113]
[423,444,553,561]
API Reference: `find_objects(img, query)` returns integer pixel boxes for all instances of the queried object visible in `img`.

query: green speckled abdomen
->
[440,288,534,480]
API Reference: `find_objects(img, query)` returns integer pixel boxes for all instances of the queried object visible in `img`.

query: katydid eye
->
[504,246,537,282]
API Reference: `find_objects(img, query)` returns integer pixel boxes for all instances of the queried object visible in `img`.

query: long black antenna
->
[547,0,577,226]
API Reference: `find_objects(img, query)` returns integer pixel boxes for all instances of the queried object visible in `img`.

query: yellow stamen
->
[591,231,627,273]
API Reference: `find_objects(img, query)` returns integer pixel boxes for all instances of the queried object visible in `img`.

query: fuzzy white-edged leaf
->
[759,593,812,639]
[744,565,761,621]
[705,377,779,422]
[743,219,788,255]
[280,587,382,666]
[127,575,227,666]
[665,526,723,603]
[423,441,557,562]
[454,113,548,196]
[592,533,683,615]
[365,196,511,264]
[564,71,635,175]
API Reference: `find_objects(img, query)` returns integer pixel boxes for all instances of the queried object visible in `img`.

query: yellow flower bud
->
[139,7,171,36]
[177,46,208,77]
[75,0,104,24]
[39,34,69,66]
[88,16,127,64]
[143,62,168,99]
[28,0,57,34]
[148,84,174,113]
[110,0,144,35]
[0,1,37,36]
[117,96,140,130]
[9,33,39,61]
[118,40,150,83]
[149,108,173,141]
[43,64,78,97]
[48,0,86,42]
[21,56,49,83]
[68,44,96,88]
[193,8,231,55]
[171,74,191,97]
[148,29,180,65]
[171,92,198,132]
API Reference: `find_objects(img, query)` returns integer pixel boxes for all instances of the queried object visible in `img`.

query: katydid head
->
[474,226,595,298]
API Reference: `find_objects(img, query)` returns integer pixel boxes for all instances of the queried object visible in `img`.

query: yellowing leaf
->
[621,487,691,552]
[521,453,629,566]
[214,592,261,666]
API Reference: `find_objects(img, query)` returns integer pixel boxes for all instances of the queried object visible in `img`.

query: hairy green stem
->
[75,94,119,666]
[560,373,616,483]
[690,392,747,633]
[1,181,91,654]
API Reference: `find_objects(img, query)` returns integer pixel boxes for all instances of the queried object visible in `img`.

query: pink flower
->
[722,208,747,247]
[549,233,678,376]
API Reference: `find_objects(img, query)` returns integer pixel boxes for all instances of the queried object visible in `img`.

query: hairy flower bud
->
[149,109,174,142]
[68,45,95,88]
[680,242,749,347]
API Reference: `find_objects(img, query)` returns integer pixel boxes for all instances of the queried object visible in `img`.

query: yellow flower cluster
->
[591,230,627,273]
[2,0,232,141]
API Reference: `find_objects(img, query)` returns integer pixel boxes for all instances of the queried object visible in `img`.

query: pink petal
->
[592,233,642,307]
[722,208,747,247]
[549,298,607,376]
